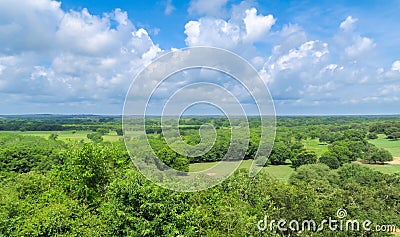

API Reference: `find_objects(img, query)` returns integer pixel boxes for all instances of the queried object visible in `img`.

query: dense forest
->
[0,115,399,236]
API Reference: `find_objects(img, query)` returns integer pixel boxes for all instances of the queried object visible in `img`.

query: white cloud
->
[391,60,400,71]
[380,84,400,96]
[243,8,275,42]
[334,16,376,61]
[184,6,275,50]
[345,36,375,58]
[267,40,329,72]
[184,21,201,46]
[340,16,358,32]
[0,1,398,114]
[184,18,241,49]
[0,0,63,53]
[0,0,162,113]
[261,40,330,100]
[274,24,307,53]
[183,7,388,109]
[255,13,396,111]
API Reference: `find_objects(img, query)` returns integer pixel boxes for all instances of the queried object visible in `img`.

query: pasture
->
[303,138,328,157]
[0,130,122,143]
[368,134,400,158]
[189,159,295,181]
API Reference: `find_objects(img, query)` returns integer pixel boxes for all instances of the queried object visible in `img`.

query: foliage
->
[87,132,103,143]
[319,152,340,169]
[269,141,292,165]
[0,115,400,236]
[291,151,318,169]
[367,132,378,139]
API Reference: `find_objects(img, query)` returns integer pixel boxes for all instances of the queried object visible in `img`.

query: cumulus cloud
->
[254,14,400,113]
[0,0,162,113]
[184,18,241,49]
[334,16,376,61]
[345,36,375,58]
[243,8,275,42]
[0,0,63,53]
[261,40,330,100]
[0,1,398,115]
[391,60,400,71]
[182,7,400,114]
[184,6,275,50]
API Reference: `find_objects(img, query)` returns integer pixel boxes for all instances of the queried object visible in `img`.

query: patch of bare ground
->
[353,157,400,165]
[388,157,400,165]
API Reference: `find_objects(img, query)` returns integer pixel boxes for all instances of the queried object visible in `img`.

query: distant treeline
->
[0,115,120,131]
[0,115,399,135]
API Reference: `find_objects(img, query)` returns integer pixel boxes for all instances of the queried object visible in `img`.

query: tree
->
[291,151,317,169]
[48,133,58,140]
[319,152,340,169]
[365,146,393,164]
[289,163,337,185]
[115,128,123,136]
[367,132,378,140]
[327,141,354,164]
[319,132,343,143]
[384,126,400,136]
[87,132,103,143]
[96,127,109,135]
[375,148,393,163]
[387,132,400,140]
[343,129,367,141]
[156,147,189,172]
[269,142,292,165]
[59,143,113,206]
[344,140,366,161]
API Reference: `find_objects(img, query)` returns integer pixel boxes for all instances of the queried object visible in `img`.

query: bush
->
[367,132,378,140]
[319,153,340,169]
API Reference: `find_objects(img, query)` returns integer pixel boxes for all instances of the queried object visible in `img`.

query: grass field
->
[0,130,123,143]
[303,138,328,157]
[2,130,399,177]
[362,164,400,174]
[189,159,295,181]
[360,134,400,174]
[368,134,400,158]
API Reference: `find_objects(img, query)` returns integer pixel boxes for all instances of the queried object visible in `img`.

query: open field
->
[2,129,399,177]
[189,159,295,181]
[303,138,328,157]
[304,135,400,159]
[362,163,400,174]
[2,129,398,177]
[362,134,400,173]
[368,134,400,158]
[1,115,400,235]
[0,130,123,143]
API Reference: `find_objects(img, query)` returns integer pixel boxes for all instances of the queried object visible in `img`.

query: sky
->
[0,0,399,115]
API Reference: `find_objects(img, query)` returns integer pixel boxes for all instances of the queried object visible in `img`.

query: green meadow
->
[189,159,295,181]
[0,130,123,143]
[368,134,400,157]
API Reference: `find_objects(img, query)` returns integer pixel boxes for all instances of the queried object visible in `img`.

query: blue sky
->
[0,0,399,115]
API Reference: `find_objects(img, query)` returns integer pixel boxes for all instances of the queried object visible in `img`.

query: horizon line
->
[0,113,399,117]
